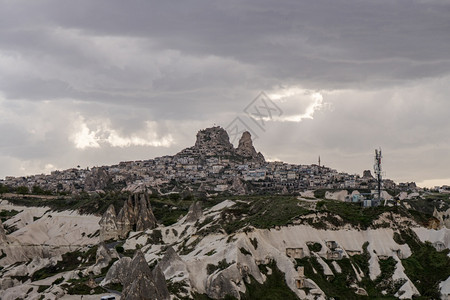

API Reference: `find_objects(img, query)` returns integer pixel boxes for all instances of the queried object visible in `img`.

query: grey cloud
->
[0,0,449,185]
[1,0,450,100]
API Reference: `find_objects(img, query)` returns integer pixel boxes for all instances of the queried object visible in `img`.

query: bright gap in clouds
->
[73,121,100,149]
[268,87,329,122]
[72,117,174,149]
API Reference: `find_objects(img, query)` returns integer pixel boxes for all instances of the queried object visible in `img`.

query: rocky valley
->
[0,127,449,300]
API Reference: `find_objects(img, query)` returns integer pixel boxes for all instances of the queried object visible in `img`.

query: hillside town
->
[0,127,431,197]
[1,127,450,300]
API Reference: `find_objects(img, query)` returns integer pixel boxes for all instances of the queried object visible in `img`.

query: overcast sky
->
[1,0,449,187]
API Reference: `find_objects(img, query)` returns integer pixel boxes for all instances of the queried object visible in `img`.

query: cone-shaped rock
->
[102,257,132,286]
[96,243,114,266]
[157,246,180,272]
[116,197,135,238]
[136,193,157,231]
[116,193,157,239]
[0,219,7,243]
[99,204,118,241]
[121,251,169,300]
[152,265,170,300]
[157,246,189,280]
[185,201,203,223]
[236,131,265,162]
[231,177,247,195]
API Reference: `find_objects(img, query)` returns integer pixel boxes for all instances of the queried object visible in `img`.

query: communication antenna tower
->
[374,148,384,205]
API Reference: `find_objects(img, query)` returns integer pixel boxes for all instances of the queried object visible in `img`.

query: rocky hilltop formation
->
[177,126,265,163]
[195,127,234,153]
[100,192,158,240]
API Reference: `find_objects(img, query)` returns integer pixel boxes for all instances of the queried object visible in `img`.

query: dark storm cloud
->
[2,0,450,101]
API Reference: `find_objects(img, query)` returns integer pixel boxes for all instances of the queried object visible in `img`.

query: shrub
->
[52,277,64,285]
[16,186,29,195]
[37,285,50,293]
[206,259,232,275]
[239,247,252,256]
[307,242,322,252]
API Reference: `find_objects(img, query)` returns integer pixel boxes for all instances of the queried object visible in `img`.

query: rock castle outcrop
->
[177,126,265,163]
[99,192,157,241]
[194,127,234,154]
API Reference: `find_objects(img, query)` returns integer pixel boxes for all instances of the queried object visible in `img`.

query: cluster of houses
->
[1,152,421,197]
[0,126,425,196]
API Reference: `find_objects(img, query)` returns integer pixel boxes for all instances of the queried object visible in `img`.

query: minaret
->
[318,156,322,186]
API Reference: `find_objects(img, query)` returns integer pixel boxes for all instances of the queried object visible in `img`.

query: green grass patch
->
[220,195,310,233]
[402,239,450,298]
[206,259,233,275]
[241,261,298,300]
[239,247,252,256]
[167,280,189,298]
[314,189,327,199]
[316,200,393,229]
[0,209,20,222]
[37,285,50,293]
[66,284,104,295]
[295,251,399,299]
[104,282,123,292]
[52,277,64,285]
[3,191,130,215]
[32,246,98,281]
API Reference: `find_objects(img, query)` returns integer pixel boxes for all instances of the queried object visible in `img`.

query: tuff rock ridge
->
[116,193,157,239]
[99,193,157,240]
